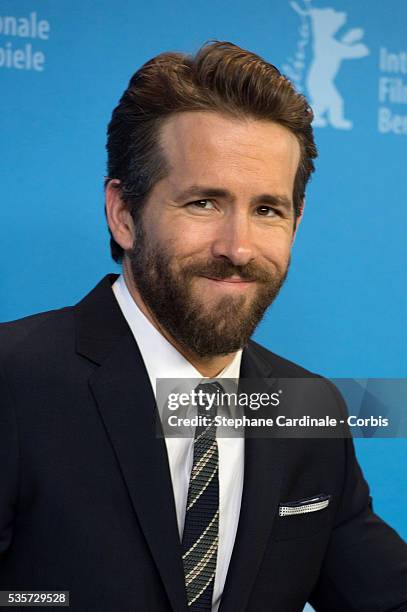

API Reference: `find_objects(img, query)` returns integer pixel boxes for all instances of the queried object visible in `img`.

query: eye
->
[187,199,216,210]
[256,205,279,217]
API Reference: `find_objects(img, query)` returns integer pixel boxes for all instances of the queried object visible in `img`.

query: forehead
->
[159,111,301,194]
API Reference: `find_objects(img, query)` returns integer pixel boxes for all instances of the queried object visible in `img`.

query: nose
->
[210,213,254,267]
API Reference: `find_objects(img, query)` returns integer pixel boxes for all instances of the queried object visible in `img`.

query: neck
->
[122,265,237,378]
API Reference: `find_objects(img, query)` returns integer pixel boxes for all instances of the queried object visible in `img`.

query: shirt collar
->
[112,274,242,394]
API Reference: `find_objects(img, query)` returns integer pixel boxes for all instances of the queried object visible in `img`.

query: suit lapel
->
[218,345,286,612]
[75,275,188,612]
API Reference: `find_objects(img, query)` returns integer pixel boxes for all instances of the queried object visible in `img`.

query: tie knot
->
[195,381,224,419]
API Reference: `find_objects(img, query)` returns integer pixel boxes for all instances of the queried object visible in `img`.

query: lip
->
[200,276,256,288]
[204,277,254,283]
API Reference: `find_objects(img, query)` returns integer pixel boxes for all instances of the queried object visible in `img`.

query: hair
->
[106,41,318,262]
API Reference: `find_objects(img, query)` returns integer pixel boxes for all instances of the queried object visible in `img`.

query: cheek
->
[152,223,212,262]
[167,221,215,255]
[258,229,293,266]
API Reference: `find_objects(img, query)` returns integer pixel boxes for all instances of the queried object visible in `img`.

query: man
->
[0,41,406,611]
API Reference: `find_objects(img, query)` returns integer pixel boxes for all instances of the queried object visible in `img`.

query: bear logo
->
[285,2,369,130]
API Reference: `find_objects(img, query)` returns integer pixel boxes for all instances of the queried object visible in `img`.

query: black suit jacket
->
[0,274,406,612]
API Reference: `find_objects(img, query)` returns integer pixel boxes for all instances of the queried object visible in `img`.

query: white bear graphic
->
[305,7,369,129]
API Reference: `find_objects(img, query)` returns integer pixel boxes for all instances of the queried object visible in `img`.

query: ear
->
[105,179,135,251]
[291,198,305,246]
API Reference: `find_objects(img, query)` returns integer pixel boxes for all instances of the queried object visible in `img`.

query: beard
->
[128,221,290,358]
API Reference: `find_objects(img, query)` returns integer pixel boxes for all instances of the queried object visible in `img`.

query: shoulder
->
[0,307,75,365]
[247,338,319,378]
[247,339,347,417]
[247,340,348,418]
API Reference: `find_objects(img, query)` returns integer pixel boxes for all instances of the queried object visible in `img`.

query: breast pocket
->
[270,493,333,541]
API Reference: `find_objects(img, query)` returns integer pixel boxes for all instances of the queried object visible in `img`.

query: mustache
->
[182,259,277,283]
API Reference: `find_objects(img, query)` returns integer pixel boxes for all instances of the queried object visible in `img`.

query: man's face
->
[128,111,301,357]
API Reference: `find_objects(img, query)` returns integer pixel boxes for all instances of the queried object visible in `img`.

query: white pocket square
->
[279,493,332,517]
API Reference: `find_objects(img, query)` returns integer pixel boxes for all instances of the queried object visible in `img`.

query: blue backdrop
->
[1,0,406,569]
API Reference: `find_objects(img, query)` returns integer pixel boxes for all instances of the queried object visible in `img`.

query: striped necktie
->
[181,381,223,610]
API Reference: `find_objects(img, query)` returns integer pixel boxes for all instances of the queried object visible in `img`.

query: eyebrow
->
[174,185,293,211]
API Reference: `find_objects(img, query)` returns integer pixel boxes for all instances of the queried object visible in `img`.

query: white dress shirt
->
[112,274,244,612]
